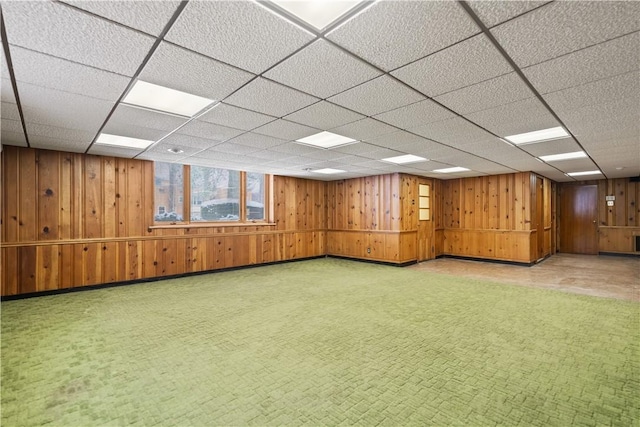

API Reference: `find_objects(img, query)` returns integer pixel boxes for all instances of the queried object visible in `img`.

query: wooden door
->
[416,180,434,261]
[559,185,598,254]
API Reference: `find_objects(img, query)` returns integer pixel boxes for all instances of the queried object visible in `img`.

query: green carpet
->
[1,258,638,426]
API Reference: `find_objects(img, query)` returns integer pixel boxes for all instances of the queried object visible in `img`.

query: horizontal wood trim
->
[598,226,640,231]
[327,229,417,235]
[0,229,327,248]
[443,228,534,234]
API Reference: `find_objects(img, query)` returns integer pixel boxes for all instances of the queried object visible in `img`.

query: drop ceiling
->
[0,0,638,182]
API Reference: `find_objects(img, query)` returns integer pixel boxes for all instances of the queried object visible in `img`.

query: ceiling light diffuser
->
[567,170,602,177]
[433,167,470,173]
[538,151,587,162]
[95,133,154,149]
[313,168,346,174]
[381,154,428,164]
[271,0,364,30]
[123,80,214,117]
[295,131,357,149]
[505,127,570,145]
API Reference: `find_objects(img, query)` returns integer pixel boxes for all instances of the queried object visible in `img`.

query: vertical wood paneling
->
[37,150,60,240]
[103,157,117,238]
[3,146,20,242]
[18,148,37,241]
[84,155,102,238]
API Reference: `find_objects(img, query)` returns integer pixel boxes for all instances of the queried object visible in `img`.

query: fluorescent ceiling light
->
[539,151,587,162]
[313,168,346,174]
[271,0,364,30]
[567,170,602,177]
[296,131,357,149]
[433,167,470,173]
[381,154,428,165]
[505,127,569,145]
[123,80,214,117]
[95,133,154,149]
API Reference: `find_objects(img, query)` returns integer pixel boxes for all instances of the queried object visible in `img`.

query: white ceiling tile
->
[146,141,204,156]
[491,1,640,68]
[284,101,365,129]
[391,34,512,97]
[18,82,113,133]
[468,1,550,28]
[228,132,287,149]
[1,101,20,121]
[157,133,219,150]
[410,117,494,146]
[200,142,256,156]
[2,1,155,75]
[435,72,534,115]
[559,97,639,138]
[524,32,640,95]
[373,100,455,130]
[1,78,16,104]
[25,122,95,145]
[517,138,583,157]
[60,0,181,36]
[326,0,478,71]
[329,118,398,142]
[176,119,244,143]
[364,130,440,151]
[9,46,131,102]
[328,75,425,116]
[87,145,143,158]
[224,77,319,117]
[166,0,315,74]
[29,139,89,153]
[464,97,560,137]
[251,149,299,161]
[140,42,255,102]
[199,103,275,131]
[264,39,382,98]
[1,119,27,147]
[551,158,599,173]
[269,141,333,156]
[543,71,640,114]
[104,104,187,134]
[253,119,320,141]
[137,151,191,163]
[1,49,10,80]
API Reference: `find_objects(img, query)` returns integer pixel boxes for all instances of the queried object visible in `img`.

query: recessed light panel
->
[539,151,587,162]
[433,167,470,173]
[567,170,602,177]
[381,154,428,164]
[271,0,364,30]
[123,80,215,117]
[296,131,357,149]
[95,133,154,149]
[313,168,346,174]
[505,126,569,145]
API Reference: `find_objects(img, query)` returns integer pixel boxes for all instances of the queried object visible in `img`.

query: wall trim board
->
[597,252,640,258]
[0,229,328,248]
[0,255,327,301]
[439,254,536,267]
[326,255,417,267]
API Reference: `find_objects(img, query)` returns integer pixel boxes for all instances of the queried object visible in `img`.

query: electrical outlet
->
[367,247,371,254]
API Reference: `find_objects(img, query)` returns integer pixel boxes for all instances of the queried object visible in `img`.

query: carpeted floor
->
[1,258,638,426]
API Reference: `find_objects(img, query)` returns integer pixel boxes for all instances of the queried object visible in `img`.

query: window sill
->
[149,222,277,231]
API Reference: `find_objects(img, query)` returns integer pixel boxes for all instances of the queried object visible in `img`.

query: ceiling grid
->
[0,0,637,181]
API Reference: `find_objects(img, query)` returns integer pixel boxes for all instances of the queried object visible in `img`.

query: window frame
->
[153,163,272,225]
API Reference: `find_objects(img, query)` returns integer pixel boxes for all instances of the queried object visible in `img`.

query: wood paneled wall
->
[441,172,545,263]
[1,146,327,296]
[561,178,640,254]
[326,174,418,263]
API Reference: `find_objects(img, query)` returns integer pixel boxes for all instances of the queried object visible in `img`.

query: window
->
[419,184,430,221]
[154,163,184,221]
[191,166,240,221]
[153,162,270,224]
[246,172,265,220]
